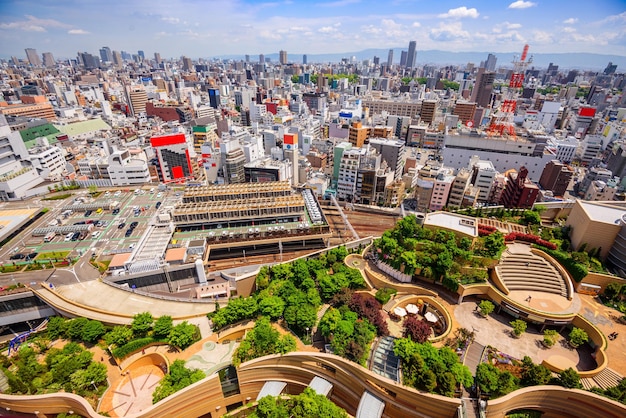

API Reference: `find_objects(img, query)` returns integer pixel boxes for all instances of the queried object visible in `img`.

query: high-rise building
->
[154,52,162,64]
[25,48,41,66]
[400,51,407,67]
[500,166,539,208]
[369,138,405,180]
[42,52,55,68]
[127,87,148,116]
[99,46,113,63]
[182,56,194,71]
[538,160,573,197]
[279,50,288,65]
[453,101,477,125]
[348,121,370,148]
[485,53,497,72]
[302,54,307,65]
[406,41,417,69]
[138,50,145,60]
[112,50,123,68]
[208,88,220,109]
[150,133,194,183]
[387,49,394,67]
[470,68,496,108]
[259,54,265,64]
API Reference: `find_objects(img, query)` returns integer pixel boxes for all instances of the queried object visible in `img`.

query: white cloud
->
[508,1,536,9]
[412,22,421,28]
[562,27,576,33]
[438,6,479,19]
[430,22,471,41]
[68,29,89,35]
[318,25,338,33]
[563,17,578,25]
[161,17,180,24]
[0,15,70,32]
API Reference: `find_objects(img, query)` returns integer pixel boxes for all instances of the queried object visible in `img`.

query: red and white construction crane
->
[487,44,532,138]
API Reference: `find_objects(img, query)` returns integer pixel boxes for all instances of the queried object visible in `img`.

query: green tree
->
[81,320,106,343]
[258,295,286,320]
[520,210,541,225]
[46,316,67,339]
[478,300,495,317]
[131,312,154,337]
[154,316,173,339]
[283,303,317,333]
[510,319,527,338]
[167,322,198,349]
[291,74,300,83]
[476,363,501,395]
[520,356,552,386]
[569,327,588,347]
[152,359,205,403]
[67,317,90,340]
[104,326,133,346]
[88,185,98,194]
[233,317,296,366]
[251,387,348,418]
[558,367,582,389]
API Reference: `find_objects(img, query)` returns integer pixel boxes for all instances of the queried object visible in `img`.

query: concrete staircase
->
[581,367,623,390]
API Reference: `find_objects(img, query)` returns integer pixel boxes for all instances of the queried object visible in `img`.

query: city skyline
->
[0,0,625,60]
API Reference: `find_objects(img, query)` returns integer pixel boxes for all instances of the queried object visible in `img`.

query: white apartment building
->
[337,148,364,201]
[28,139,66,180]
[470,156,497,202]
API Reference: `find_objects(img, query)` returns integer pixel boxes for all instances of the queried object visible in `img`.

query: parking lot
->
[1,187,177,265]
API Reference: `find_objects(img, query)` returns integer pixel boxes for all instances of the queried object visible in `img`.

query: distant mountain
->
[220,49,626,71]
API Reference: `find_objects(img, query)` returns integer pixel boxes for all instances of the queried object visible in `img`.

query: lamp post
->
[306,327,310,344]
[91,380,97,391]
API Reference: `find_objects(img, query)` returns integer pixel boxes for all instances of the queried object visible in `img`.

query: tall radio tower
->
[487,44,532,138]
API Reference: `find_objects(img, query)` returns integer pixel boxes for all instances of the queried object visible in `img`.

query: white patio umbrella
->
[424,311,438,323]
[393,307,407,317]
[405,304,419,315]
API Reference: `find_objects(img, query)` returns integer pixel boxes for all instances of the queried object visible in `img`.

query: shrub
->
[349,293,388,336]
[543,329,558,347]
[510,319,527,337]
[478,300,494,317]
[111,337,165,359]
[403,316,432,343]
[569,327,588,348]
[375,287,397,305]
[505,232,557,250]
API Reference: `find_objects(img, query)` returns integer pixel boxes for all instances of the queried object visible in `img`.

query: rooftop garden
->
[209,246,366,342]
[371,215,504,292]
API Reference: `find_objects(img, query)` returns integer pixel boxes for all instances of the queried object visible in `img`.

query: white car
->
[64,232,74,242]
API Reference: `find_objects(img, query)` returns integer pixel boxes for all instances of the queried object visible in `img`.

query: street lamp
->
[91,380,97,391]
[306,327,310,344]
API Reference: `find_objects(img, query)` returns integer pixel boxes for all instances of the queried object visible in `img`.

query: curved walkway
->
[31,281,214,329]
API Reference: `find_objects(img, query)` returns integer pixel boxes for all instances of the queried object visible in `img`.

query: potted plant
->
[510,319,527,338]
[543,329,558,348]
[478,300,494,318]
[569,327,588,348]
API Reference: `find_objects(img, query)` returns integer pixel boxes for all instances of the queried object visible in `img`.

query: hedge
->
[534,245,588,282]
[505,232,557,250]
[111,337,167,359]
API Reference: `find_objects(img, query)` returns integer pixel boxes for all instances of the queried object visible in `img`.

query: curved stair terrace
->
[495,245,570,299]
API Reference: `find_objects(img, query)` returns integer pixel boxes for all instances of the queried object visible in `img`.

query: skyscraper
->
[99,46,113,63]
[42,52,55,68]
[259,54,265,64]
[25,48,41,66]
[485,53,497,72]
[138,50,145,60]
[406,41,417,69]
[112,50,123,68]
[400,51,407,67]
[387,49,394,66]
[279,50,288,65]
[303,54,307,65]
[471,68,496,108]
[154,52,162,64]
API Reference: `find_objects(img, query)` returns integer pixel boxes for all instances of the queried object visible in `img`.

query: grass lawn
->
[37,251,70,260]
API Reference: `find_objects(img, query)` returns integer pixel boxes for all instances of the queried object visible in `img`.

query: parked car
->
[71,232,80,241]
[112,208,120,215]
[130,221,138,229]
[10,253,25,260]
[85,210,92,217]
[25,252,38,261]
[155,201,162,209]
[125,228,133,237]
[118,222,126,229]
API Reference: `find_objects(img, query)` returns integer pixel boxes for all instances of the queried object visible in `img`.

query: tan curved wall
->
[237,352,462,418]
[485,385,626,418]
[216,321,255,343]
[363,263,437,297]
[120,352,170,374]
[3,353,625,418]
[388,295,453,342]
[489,267,510,295]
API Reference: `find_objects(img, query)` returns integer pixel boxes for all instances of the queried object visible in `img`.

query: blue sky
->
[0,0,625,60]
